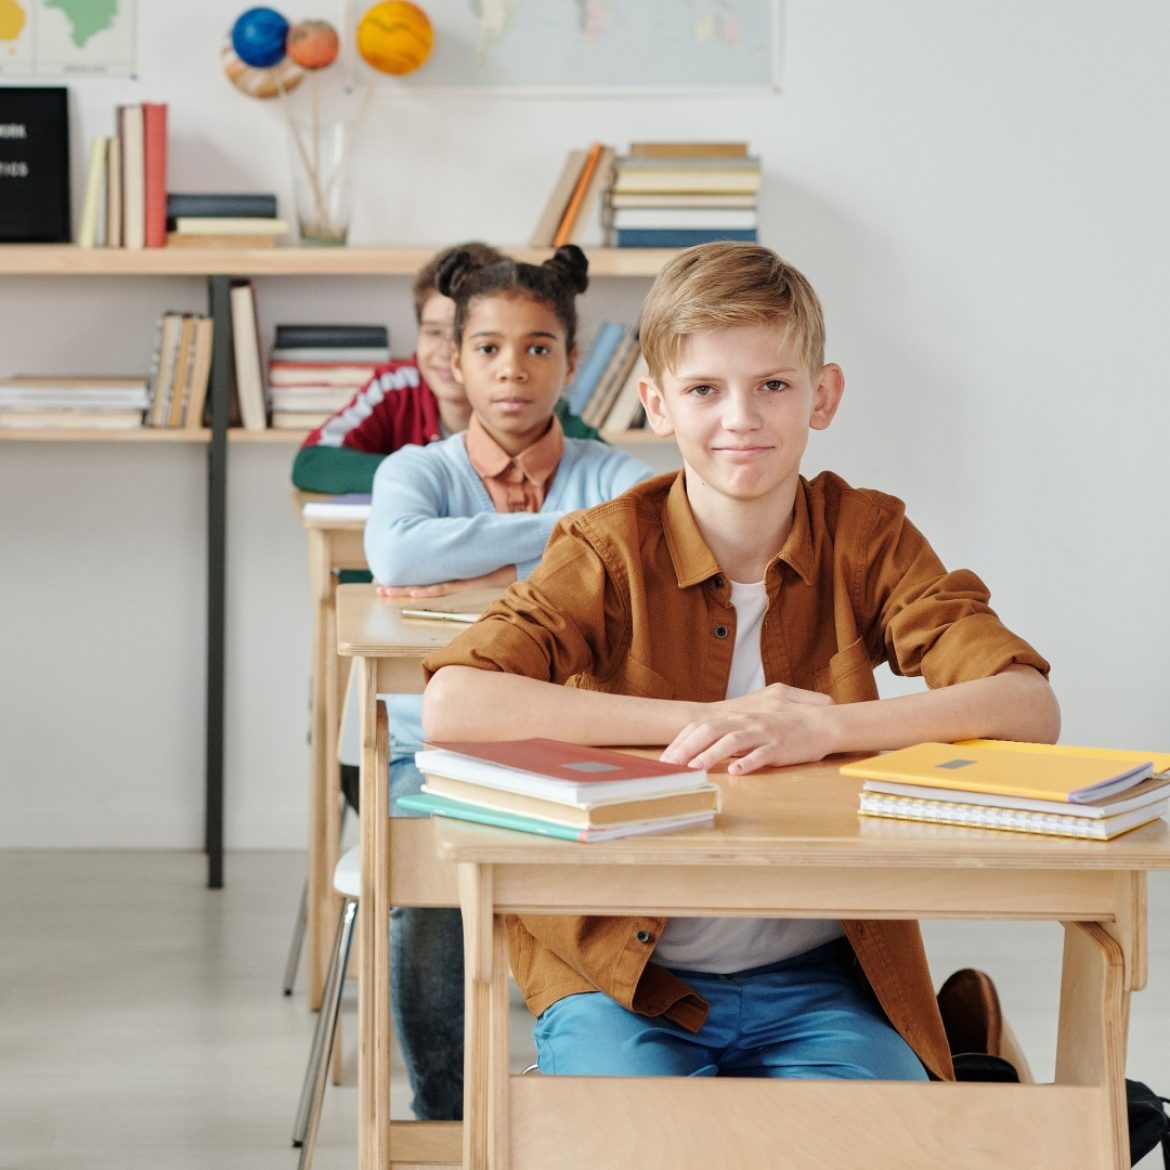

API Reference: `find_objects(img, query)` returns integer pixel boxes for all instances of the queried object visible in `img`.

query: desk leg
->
[358,671,391,1170]
[306,532,336,1010]
[460,863,509,1170]
[1055,922,1129,1170]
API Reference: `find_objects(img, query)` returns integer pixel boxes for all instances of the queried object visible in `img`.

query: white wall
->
[2,0,1167,849]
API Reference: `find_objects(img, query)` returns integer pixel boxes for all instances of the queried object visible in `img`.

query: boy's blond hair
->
[638,242,826,382]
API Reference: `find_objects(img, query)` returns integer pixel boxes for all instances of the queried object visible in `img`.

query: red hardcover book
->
[142,102,168,248]
[416,738,709,804]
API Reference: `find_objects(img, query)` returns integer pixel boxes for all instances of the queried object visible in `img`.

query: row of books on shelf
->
[530,140,762,250]
[267,323,390,430]
[565,321,648,433]
[76,94,288,249]
[77,100,167,249]
[0,299,389,433]
[845,739,1170,841]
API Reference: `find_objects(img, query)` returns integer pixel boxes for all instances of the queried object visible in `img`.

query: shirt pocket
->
[815,637,879,704]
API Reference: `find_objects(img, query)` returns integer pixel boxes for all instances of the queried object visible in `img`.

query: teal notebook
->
[398,791,714,843]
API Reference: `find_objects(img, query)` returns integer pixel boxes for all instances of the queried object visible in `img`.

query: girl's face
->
[452,293,577,456]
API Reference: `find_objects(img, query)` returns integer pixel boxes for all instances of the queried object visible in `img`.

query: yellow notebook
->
[840,741,1167,804]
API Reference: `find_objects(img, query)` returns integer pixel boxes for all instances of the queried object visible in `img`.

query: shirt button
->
[714,625,729,639]
[712,575,724,588]
[636,930,652,944]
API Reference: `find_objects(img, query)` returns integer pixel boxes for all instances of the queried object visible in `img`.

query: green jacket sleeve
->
[554,399,605,443]
[290,444,385,494]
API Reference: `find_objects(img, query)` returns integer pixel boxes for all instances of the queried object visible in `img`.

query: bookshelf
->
[1,244,675,887]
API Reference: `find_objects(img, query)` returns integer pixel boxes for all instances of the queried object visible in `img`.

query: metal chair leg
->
[282,794,349,997]
[281,880,308,996]
[292,896,358,1163]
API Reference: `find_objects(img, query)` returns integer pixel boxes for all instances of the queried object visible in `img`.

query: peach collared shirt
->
[464,413,564,513]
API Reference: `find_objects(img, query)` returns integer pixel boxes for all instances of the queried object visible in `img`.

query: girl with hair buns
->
[362,244,652,1121]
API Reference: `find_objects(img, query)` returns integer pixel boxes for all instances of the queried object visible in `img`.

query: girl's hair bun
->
[542,244,589,294]
[436,249,479,298]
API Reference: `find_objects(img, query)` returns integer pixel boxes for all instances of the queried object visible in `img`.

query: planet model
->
[286,19,340,70]
[356,1,434,76]
[222,39,304,98]
[230,6,291,68]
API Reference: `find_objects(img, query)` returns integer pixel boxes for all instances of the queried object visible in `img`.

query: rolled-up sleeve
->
[855,495,1050,686]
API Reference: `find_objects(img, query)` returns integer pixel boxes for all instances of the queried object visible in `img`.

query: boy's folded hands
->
[660,682,837,775]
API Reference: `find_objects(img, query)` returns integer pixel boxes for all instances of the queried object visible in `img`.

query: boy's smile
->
[416,293,460,403]
[640,322,843,530]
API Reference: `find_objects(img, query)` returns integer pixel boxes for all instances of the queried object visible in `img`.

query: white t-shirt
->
[653,580,844,974]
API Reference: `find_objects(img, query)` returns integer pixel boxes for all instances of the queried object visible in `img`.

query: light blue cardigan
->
[364,430,653,752]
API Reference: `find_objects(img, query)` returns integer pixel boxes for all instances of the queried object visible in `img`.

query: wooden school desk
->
[299,496,369,1010]
[434,764,1170,1170]
[337,581,503,1170]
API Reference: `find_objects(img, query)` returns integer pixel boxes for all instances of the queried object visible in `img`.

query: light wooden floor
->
[1,849,1166,1169]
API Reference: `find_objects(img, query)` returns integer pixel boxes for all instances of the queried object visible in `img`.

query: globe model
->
[357,1,433,76]
[287,19,340,70]
[231,6,290,68]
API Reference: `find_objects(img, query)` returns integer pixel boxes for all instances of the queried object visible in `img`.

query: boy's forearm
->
[822,665,1060,755]
[423,666,700,745]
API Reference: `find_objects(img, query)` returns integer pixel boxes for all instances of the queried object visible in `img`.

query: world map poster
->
[0,0,136,77]
[347,0,781,93]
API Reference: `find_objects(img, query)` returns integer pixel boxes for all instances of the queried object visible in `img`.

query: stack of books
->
[0,375,151,430]
[563,321,646,433]
[528,141,616,248]
[409,739,721,842]
[165,192,288,248]
[144,312,214,429]
[267,324,390,430]
[605,141,762,249]
[77,101,168,249]
[845,740,1170,841]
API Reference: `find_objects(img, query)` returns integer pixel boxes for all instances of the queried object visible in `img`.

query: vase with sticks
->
[287,111,352,246]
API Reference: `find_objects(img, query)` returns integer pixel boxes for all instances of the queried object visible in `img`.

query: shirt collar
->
[660,472,815,588]
[464,412,564,487]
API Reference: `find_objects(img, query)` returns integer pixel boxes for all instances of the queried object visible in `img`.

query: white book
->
[858,791,1168,841]
[610,207,758,230]
[861,776,1170,819]
[119,104,145,250]
[229,282,267,431]
[301,493,372,521]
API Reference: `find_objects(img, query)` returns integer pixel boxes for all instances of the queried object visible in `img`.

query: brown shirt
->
[423,469,1051,1079]
[464,413,564,513]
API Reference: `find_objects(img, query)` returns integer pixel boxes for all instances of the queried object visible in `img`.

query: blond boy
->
[421,243,1058,1080]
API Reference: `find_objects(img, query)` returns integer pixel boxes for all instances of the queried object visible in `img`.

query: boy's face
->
[639,323,843,509]
[416,293,461,405]
[451,293,577,457]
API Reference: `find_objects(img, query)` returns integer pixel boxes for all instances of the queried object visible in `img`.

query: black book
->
[0,86,70,242]
[165,192,279,219]
[273,324,390,349]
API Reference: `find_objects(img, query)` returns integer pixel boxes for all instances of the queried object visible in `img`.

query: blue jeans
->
[533,938,928,1080]
[390,753,464,1120]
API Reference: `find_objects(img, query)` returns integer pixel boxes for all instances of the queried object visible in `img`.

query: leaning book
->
[399,792,715,842]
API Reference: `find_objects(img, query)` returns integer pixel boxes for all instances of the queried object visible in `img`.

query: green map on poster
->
[0,0,135,76]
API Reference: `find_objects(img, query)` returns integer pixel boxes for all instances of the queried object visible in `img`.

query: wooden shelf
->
[0,424,660,445]
[0,244,678,278]
[0,426,211,443]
